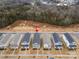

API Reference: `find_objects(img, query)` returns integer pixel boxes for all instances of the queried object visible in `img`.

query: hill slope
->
[0,0,79,28]
[0,20,79,32]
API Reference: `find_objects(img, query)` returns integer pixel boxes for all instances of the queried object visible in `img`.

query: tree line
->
[0,3,79,28]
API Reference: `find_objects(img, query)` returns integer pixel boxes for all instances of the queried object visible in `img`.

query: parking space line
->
[12,49,16,55]
[1,50,5,55]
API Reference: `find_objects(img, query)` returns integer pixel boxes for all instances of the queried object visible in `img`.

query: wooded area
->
[0,0,79,28]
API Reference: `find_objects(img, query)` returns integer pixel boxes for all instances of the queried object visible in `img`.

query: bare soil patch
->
[0,20,79,32]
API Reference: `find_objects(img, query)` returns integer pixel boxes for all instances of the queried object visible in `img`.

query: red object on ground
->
[35,25,40,32]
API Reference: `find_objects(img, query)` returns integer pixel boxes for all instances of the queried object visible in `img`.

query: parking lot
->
[0,32,79,59]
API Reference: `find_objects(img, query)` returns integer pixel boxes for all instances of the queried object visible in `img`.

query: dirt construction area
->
[0,20,79,32]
